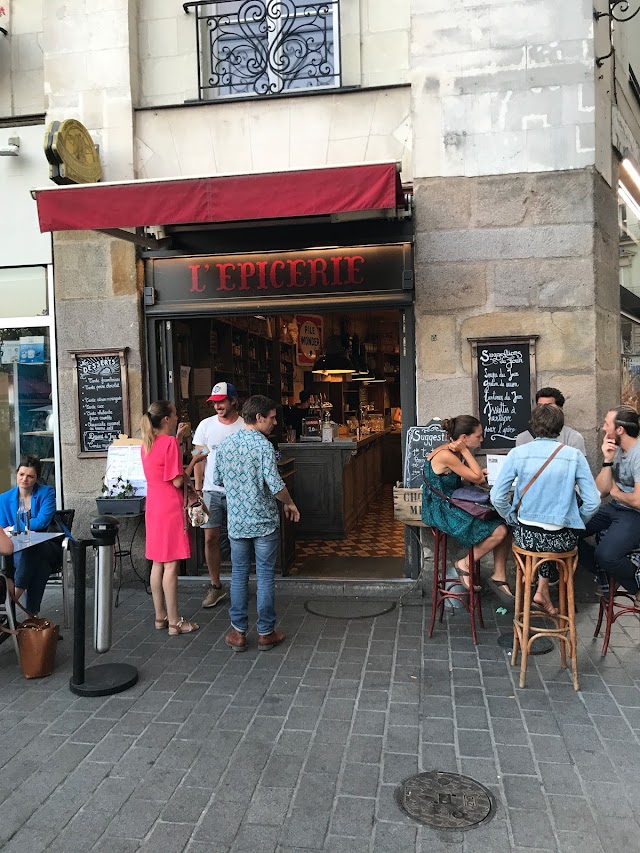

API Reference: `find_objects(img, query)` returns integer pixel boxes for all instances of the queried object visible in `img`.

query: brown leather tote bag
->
[0,599,59,679]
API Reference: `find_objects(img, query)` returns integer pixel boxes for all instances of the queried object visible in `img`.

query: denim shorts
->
[203,490,227,529]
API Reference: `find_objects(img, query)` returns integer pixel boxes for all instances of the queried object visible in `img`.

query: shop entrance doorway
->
[151,306,413,581]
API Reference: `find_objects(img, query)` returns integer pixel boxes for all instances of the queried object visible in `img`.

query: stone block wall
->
[411,0,596,179]
[134,86,412,178]
[43,0,136,182]
[414,167,620,467]
[0,0,45,116]
[53,231,144,541]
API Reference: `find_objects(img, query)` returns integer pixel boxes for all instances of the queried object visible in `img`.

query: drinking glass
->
[16,499,30,543]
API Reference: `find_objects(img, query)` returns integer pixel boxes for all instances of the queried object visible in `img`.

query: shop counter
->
[278,430,391,538]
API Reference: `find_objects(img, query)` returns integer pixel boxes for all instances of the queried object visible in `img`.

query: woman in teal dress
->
[422,415,512,600]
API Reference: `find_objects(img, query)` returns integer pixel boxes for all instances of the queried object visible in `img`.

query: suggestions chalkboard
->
[470,337,537,450]
[403,420,448,487]
[72,350,130,457]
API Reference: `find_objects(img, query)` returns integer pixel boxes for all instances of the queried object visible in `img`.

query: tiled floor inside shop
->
[1,580,640,852]
[291,485,406,577]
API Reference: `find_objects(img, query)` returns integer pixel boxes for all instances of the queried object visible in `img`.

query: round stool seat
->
[511,545,579,690]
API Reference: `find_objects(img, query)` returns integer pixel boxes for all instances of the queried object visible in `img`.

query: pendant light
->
[312,334,356,375]
[349,341,372,380]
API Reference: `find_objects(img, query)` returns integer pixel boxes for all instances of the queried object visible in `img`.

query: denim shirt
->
[490,438,600,529]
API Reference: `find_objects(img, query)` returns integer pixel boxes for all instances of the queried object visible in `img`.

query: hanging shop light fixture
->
[312,334,356,375]
[350,342,372,380]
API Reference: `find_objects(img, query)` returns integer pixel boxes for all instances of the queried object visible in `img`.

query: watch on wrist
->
[602,461,614,467]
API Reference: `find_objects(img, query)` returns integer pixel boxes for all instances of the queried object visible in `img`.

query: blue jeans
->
[578,502,640,592]
[10,539,62,613]
[229,530,279,635]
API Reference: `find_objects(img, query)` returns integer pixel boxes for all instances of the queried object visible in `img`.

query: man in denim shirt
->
[213,395,300,652]
[579,406,640,592]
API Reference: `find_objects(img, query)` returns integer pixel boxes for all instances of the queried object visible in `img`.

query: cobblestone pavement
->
[1,583,640,853]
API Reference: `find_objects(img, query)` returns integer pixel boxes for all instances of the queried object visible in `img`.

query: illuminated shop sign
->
[149,244,409,306]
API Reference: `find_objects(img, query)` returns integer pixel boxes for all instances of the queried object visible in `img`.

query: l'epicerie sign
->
[296,315,323,366]
[148,244,408,306]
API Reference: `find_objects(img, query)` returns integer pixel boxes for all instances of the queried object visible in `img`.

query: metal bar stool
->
[428,527,484,644]
[593,551,640,656]
[512,545,579,690]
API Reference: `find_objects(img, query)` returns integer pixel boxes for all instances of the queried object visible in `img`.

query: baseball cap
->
[208,382,238,402]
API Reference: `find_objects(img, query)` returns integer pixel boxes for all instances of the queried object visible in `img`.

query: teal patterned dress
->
[421,458,503,548]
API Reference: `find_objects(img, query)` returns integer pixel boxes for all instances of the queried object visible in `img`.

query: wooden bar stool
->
[512,545,579,690]
[428,527,484,644]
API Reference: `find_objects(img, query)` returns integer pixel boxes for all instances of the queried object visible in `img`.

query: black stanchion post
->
[70,538,91,687]
[69,518,138,697]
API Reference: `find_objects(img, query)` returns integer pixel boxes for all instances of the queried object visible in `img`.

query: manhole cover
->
[303,598,396,620]
[395,771,495,830]
[497,631,553,655]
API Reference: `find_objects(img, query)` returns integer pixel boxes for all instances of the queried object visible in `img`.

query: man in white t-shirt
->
[193,382,245,608]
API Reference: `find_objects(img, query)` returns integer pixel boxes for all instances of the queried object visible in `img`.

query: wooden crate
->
[393,485,427,527]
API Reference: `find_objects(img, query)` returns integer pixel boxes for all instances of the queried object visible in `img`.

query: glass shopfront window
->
[619,188,640,409]
[622,315,640,410]
[0,266,58,497]
[0,326,55,493]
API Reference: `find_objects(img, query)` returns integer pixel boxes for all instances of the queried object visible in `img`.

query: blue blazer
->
[0,483,56,532]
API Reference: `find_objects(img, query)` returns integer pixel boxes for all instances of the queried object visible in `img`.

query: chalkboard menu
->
[469,337,537,451]
[403,420,448,487]
[71,349,130,457]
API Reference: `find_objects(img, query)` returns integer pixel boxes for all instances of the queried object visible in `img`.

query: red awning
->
[33,163,404,233]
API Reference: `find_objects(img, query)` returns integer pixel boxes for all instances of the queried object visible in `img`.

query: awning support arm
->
[97,228,163,250]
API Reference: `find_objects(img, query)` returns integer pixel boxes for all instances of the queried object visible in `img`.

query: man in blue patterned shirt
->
[213,395,300,652]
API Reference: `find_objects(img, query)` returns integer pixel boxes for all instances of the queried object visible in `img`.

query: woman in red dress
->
[141,401,207,635]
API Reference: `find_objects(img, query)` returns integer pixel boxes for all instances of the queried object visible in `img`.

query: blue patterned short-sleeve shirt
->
[213,428,285,539]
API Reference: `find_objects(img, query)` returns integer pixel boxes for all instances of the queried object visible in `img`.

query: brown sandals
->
[532,597,559,617]
[454,562,482,593]
[168,618,199,636]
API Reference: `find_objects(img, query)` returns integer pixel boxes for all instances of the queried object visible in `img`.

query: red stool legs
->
[428,529,484,644]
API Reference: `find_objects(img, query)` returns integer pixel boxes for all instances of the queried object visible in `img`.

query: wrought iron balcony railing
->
[184,0,341,100]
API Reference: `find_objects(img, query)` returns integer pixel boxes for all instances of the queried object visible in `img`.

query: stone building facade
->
[1,0,639,536]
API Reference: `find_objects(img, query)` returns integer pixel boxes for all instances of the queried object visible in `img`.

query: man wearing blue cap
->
[193,382,245,608]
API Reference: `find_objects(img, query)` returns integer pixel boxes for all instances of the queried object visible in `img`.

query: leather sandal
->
[454,562,482,593]
[532,596,559,617]
[168,618,199,636]
[487,577,514,605]
[154,617,169,631]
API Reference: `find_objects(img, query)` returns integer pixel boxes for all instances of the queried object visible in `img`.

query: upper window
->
[185,0,341,100]
[0,267,48,318]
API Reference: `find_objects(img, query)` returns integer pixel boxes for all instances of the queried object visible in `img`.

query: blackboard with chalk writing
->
[72,349,131,457]
[470,337,537,451]
[403,420,448,487]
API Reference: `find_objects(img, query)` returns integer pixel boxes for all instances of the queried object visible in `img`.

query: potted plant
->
[96,476,146,516]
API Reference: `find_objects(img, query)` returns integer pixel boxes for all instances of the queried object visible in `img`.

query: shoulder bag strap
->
[422,477,459,511]
[515,444,565,513]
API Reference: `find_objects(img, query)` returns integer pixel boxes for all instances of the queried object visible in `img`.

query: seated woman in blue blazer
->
[0,455,60,614]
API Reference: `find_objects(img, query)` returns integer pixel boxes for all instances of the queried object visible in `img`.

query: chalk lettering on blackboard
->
[471,338,536,451]
[403,421,448,487]
[72,350,130,456]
